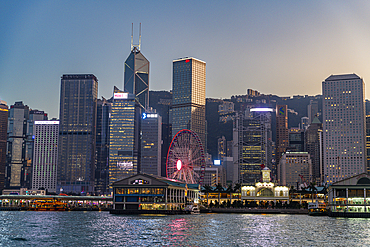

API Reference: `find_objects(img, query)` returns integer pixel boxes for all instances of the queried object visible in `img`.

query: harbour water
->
[1,211,370,246]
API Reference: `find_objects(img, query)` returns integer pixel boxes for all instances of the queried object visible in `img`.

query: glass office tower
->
[6,101,29,188]
[124,47,150,110]
[95,97,111,195]
[171,57,206,149]
[58,74,98,194]
[233,107,273,184]
[109,87,143,186]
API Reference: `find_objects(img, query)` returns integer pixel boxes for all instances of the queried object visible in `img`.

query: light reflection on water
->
[1,211,370,246]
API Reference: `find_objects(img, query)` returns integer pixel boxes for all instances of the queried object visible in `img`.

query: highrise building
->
[275,105,288,172]
[0,101,8,192]
[58,74,98,194]
[108,88,143,186]
[366,115,370,174]
[124,45,150,110]
[308,100,319,124]
[278,152,312,189]
[25,110,48,189]
[32,120,59,192]
[288,128,304,152]
[233,107,273,184]
[6,101,29,188]
[323,74,366,183]
[95,97,111,195]
[171,57,206,149]
[141,110,162,176]
[305,116,323,184]
[148,90,172,177]
[218,136,227,161]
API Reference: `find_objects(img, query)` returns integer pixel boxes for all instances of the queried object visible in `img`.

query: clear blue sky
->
[1,1,370,118]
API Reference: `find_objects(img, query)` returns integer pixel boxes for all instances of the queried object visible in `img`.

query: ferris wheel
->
[166,129,206,185]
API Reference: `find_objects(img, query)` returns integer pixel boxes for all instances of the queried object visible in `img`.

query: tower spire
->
[138,23,141,50]
[130,23,134,51]
[130,23,141,51]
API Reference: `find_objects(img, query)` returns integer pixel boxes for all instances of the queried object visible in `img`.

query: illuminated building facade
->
[233,107,273,184]
[323,74,366,183]
[32,120,59,192]
[124,46,150,110]
[6,101,29,188]
[112,173,199,211]
[328,173,370,216]
[109,88,143,186]
[171,57,206,149]
[278,152,312,189]
[141,111,162,176]
[0,101,8,191]
[241,167,289,203]
[58,74,98,193]
[275,105,289,172]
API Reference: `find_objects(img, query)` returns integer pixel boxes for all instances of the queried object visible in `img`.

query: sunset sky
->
[2,1,370,118]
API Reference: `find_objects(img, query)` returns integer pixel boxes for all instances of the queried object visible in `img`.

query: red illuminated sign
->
[185,59,190,63]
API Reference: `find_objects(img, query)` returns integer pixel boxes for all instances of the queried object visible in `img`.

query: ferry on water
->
[308,201,327,216]
[28,199,68,211]
[184,204,200,214]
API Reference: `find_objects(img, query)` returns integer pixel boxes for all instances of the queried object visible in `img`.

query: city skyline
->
[3,1,370,118]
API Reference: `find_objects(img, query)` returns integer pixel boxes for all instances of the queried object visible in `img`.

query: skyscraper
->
[0,101,8,192]
[366,115,370,174]
[95,97,111,195]
[58,74,98,194]
[278,152,312,189]
[109,87,143,186]
[25,110,48,189]
[6,101,29,188]
[233,107,273,184]
[323,74,366,183]
[275,105,288,172]
[141,110,162,176]
[171,57,206,148]
[308,100,319,124]
[288,128,304,152]
[32,120,59,192]
[305,116,323,184]
[124,46,150,110]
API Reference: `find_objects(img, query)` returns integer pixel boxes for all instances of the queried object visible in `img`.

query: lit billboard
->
[114,93,128,99]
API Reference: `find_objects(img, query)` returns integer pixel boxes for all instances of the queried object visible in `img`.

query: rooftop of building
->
[61,74,98,81]
[325,73,360,81]
[173,57,206,64]
[111,173,200,190]
[311,116,321,124]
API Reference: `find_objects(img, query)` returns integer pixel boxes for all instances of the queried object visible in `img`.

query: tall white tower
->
[323,74,366,183]
[32,120,59,192]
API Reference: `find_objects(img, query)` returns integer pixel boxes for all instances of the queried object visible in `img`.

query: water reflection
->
[1,212,370,246]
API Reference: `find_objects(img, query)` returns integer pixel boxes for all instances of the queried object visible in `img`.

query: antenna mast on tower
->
[138,23,141,50]
[130,23,134,51]
[130,23,141,51]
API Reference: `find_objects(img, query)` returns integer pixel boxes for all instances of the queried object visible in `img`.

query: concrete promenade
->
[205,208,308,214]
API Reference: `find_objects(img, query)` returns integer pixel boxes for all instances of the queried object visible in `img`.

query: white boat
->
[308,201,327,216]
[184,204,200,214]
